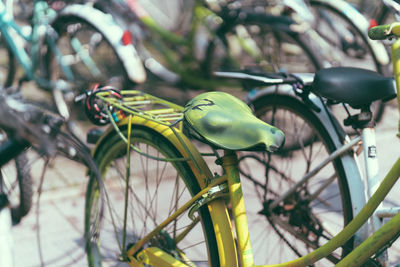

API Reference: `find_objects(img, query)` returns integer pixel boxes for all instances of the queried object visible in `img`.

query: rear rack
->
[96,90,184,126]
[93,89,201,167]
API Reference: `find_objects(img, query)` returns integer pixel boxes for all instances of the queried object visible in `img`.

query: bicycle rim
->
[239,94,353,265]
[308,1,385,123]
[50,16,129,92]
[85,126,220,266]
[309,1,381,72]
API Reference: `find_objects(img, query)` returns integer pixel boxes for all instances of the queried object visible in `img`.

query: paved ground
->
[6,152,90,267]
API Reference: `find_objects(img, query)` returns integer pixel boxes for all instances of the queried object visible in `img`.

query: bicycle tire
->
[85,125,221,266]
[0,153,33,225]
[308,0,386,122]
[49,16,131,93]
[206,11,325,75]
[239,94,354,265]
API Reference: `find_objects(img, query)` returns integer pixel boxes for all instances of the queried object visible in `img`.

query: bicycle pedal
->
[87,128,104,144]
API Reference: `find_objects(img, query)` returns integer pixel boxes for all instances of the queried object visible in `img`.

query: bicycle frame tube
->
[32,1,74,84]
[361,127,386,234]
[0,0,74,85]
[359,125,389,264]
[0,1,33,77]
[334,158,400,266]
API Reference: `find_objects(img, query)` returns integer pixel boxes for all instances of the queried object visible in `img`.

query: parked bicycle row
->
[1,0,400,266]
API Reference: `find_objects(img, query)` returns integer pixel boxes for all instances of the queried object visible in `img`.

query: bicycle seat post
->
[221,150,255,267]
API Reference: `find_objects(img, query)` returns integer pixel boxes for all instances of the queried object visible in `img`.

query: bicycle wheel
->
[85,125,220,266]
[309,1,382,71]
[239,94,354,265]
[307,0,386,122]
[0,153,33,225]
[49,16,130,93]
[206,12,325,75]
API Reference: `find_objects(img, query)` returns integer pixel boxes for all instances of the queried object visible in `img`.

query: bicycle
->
[214,68,396,265]
[0,0,145,223]
[246,0,389,72]
[0,89,103,267]
[255,0,391,124]
[0,0,145,119]
[66,0,325,95]
[78,17,400,264]
[78,0,390,126]
[0,0,115,227]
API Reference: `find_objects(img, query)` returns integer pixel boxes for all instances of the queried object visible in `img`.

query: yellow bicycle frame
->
[392,37,400,139]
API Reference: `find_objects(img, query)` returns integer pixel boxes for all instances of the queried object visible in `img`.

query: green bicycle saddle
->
[183,92,285,152]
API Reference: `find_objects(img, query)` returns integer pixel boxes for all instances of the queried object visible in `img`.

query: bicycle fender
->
[310,0,389,66]
[246,86,369,244]
[56,4,146,84]
[92,117,213,187]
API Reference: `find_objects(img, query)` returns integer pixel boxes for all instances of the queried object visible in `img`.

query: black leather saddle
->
[312,67,396,109]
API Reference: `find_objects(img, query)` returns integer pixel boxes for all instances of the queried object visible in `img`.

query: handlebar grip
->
[368,24,392,40]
